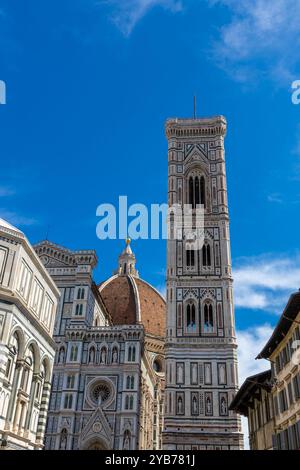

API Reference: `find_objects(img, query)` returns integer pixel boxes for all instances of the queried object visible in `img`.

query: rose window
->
[91,383,111,405]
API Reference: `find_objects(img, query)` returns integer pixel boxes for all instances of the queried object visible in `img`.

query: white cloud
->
[0,209,37,227]
[236,324,273,449]
[237,324,272,384]
[104,0,183,36]
[233,254,300,312]
[208,0,300,83]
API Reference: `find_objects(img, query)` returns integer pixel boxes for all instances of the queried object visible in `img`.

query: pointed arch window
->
[189,177,194,208]
[202,244,211,267]
[128,346,136,362]
[129,395,134,409]
[188,174,206,209]
[70,345,78,362]
[126,375,135,390]
[186,249,195,267]
[200,176,206,207]
[204,303,214,333]
[186,303,196,333]
[77,288,85,300]
[64,393,73,409]
[75,304,83,316]
[195,177,200,206]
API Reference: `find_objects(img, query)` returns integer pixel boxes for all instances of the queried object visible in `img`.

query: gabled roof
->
[229,370,272,416]
[256,290,300,359]
[0,218,24,236]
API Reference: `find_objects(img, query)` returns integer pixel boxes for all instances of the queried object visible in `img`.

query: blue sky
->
[1,0,300,391]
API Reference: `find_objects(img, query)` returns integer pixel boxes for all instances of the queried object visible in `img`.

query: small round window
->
[153,356,164,374]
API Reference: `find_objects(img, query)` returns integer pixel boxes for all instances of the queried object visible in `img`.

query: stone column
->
[35,380,51,446]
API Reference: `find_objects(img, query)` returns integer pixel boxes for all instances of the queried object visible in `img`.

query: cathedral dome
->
[98,241,166,338]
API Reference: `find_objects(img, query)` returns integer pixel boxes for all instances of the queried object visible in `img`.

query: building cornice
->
[165,116,227,139]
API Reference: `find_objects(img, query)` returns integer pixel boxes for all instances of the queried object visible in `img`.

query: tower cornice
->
[165,116,227,139]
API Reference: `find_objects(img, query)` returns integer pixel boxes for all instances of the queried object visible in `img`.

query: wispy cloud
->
[0,209,37,227]
[0,186,15,197]
[236,324,272,449]
[267,193,283,204]
[208,0,300,83]
[102,0,183,36]
[101,1,300,82]
[155,283,166,298]
[233,253,300,312]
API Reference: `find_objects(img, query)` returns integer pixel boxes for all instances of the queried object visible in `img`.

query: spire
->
[115,238,139,277]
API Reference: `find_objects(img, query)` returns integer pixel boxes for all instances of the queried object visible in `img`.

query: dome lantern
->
[116,239,139,277]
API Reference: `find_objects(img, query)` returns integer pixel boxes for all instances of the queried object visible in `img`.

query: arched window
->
[186,303,196,333]
[126,376,134,390]
[188,174,206,209]
[129,395,134,410]
[70,345,78,361]
[189,177,194,208]
[130,376,134,389]
[204,303,214,333]
[200,176,206,206]
[66,374,75,389]
[186,248,195,267]
[128,346,136,362]
[128,346,132,362]
[64,393,73,409]
[125,395,129,410]
[195,177,200,206]
[126,376,131,389]
[202,244,211,267]
[77,288,81,300]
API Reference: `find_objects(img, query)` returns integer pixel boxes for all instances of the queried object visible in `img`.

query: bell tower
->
[163,116,243,450]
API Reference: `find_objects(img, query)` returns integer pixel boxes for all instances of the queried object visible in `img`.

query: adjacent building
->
[230,290,300,450]
[229,370,275,450]
[34,238,166,450]
[0,218,60,449]
[163,117,243,450]
[257,289,300,450]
